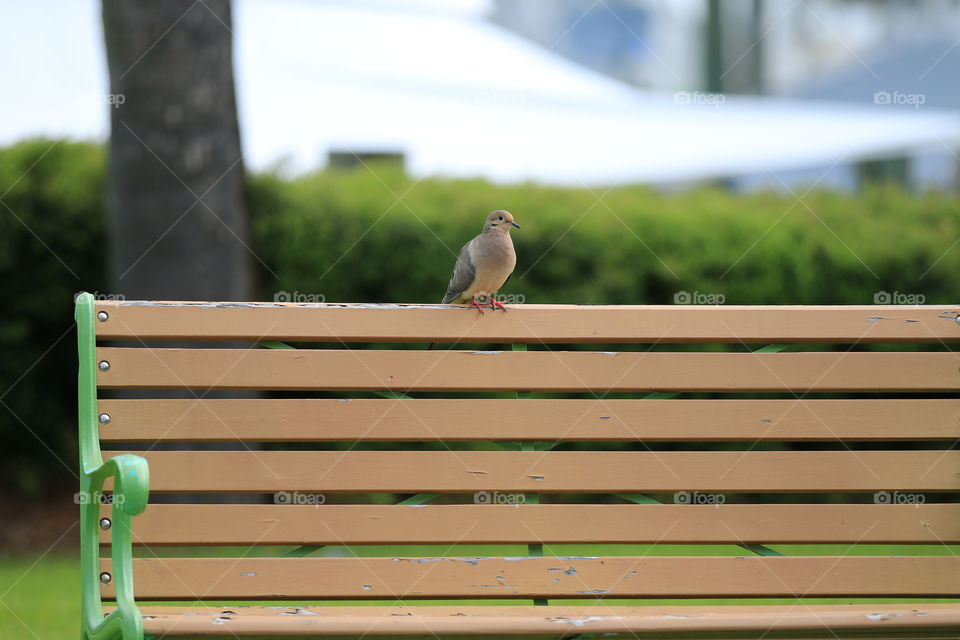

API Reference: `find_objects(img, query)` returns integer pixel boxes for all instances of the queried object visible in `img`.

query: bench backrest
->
[86,301,960,604]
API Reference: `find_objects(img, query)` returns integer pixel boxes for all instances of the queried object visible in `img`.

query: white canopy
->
[3,0,959,185]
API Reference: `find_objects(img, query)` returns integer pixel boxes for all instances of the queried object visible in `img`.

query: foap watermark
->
[874,491,925,505]
[674,491,726,505]
[103,93,126,109]
[674,91,725,107]
[874,290,925,305]
[74,490,124,505]
[75,291,125,302]
[274,290,326,303]
[76,91,126,109]
[474,491,525,506]
[873,90,925,109]
[477,293,526,305]
[674,290,725,305]
[274,491,326,505]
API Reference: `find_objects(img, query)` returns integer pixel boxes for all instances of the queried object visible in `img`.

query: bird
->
[442,210,520,314]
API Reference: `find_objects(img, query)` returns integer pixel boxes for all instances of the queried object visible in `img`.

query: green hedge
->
[249,165,960,307]
[2,139,959,496]
[0,139,108,495]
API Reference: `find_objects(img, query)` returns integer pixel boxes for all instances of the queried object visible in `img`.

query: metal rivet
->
[99,572,112,585]
[98,361,110,372]
[97,311,109,322]
[98,413,111,425]
[99,517,112,530]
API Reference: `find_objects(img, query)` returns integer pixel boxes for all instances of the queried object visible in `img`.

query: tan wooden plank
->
[102,556,960,599]
[94,348,960,392]
[139,633,558,640]
[124,604,960,638]
[103,504,960,545]
[93,301,960,343]
[96,398,960,442]
[103,450,959,493]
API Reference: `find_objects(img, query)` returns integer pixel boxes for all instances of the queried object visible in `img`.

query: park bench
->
[75,292,960,639]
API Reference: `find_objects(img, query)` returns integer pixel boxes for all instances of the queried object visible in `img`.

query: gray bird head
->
[483,210,521,234]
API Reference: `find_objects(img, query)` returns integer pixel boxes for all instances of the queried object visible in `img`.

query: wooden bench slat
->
[127,604,960,637]
[103,556,960,599]
[103,450,959,493]
[96,398,960,442]
[102,504,960,545]
[93,302,960,343]
[94,348,960,392]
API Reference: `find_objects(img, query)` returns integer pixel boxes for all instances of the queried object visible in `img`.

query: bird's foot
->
[489,297,508,312]
[469,296,486,315]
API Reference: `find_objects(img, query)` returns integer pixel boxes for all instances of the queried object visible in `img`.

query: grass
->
[0,555,78,640]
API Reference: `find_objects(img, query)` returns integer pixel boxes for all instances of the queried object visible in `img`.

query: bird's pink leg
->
[469,295,486,315]
[489,296,507,312]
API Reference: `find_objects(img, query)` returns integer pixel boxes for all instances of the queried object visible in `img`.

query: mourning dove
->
[442,210,520,313]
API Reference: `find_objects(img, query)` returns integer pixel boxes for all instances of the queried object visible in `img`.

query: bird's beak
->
[510,221,521,229]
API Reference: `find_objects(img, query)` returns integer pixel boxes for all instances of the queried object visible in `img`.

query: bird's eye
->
[497,215,504,221]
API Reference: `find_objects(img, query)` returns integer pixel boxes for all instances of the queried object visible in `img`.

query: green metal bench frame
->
[77,293,148,640]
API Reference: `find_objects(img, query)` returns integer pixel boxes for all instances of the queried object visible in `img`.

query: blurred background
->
[0,0,959,635]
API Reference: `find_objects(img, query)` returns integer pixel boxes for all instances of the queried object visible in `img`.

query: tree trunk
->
[102,0,251,301]
[101,2,257,506]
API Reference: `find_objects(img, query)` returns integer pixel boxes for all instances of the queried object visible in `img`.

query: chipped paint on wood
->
[864,612,907,621]
[392,557,485,566]
[548,615,612,627]
[278,607,323,616]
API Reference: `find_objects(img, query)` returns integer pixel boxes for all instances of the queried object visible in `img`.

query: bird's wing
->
[442,240,478,303]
